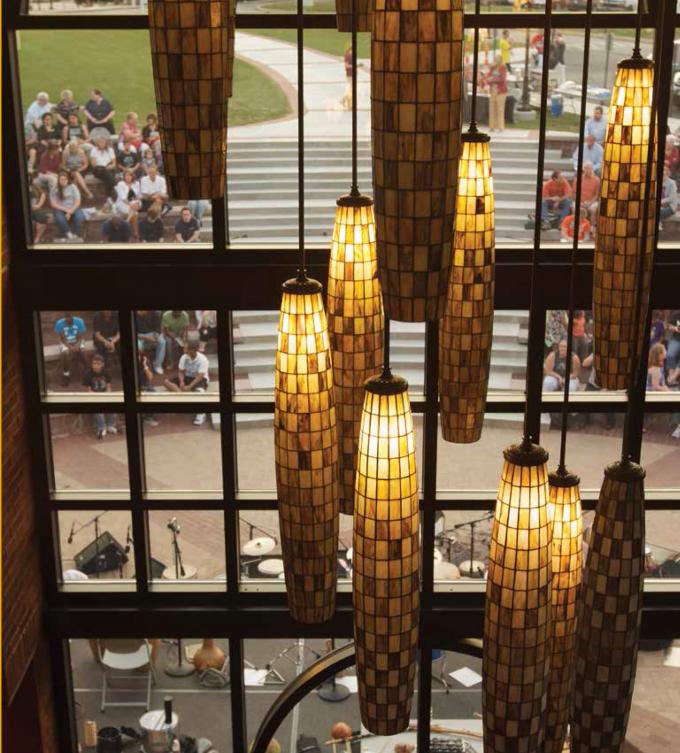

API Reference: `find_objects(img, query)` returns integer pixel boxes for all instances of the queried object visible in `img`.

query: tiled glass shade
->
[327,194,384,515]
[353,372,419,735]
[439,132,495,443]
[483,441,552,753]
[274,277,339,624]
[544,470,583,753]
[572,460,645,753]
[371,0,463,322]
[336,0,372,32]
[593,57,655,390]
[148,0,235,199]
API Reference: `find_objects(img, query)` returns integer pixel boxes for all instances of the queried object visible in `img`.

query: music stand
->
[164,638,195,678]
[317,640,350,702]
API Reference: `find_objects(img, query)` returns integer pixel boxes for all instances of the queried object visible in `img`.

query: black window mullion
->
[417,646,433,753]
[218,310,240,596]
[229,637,248,753]
[118,309,149,594]
[421,321,439,604]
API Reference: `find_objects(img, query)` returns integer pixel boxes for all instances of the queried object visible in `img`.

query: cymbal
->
[258,558,285,576]
[242,537,275,556]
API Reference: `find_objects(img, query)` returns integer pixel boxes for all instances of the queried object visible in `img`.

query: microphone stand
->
[240,516,278,545]
[170,525,186,579]
[453,512,493,578]
[317,639,350,703]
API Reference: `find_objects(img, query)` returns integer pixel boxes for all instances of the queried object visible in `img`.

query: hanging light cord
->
[297,0,306,276]
[383,316,391,376]
[556,0,593,474]
[350,0,359,196]
[469,0,481,131]
[522,0,554,449]
[633,0,646,58]
[621,9,661,464]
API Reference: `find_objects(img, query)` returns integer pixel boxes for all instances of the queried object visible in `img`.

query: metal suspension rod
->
[469,0,481,129]
[351,0,358,194]
[297,0,305,271]
[523,0,554,445]
[557,0,594,472]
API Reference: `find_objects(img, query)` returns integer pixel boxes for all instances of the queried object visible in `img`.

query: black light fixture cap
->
[463,128,491,144]
[364,369,409,396]
[283,271,323,295]
[618,54,654,70]
[337,191,374,208]
[549,467,581,488]
[605,458,646,482]
[503,440,549,467]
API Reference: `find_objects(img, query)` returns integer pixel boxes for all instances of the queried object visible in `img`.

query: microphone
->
[67,522,76,545]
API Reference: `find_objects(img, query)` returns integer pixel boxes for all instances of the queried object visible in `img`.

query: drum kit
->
[240,535,286,578]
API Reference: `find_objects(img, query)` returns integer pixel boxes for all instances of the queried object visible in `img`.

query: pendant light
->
[572,6,660,747]
[439,14,495,444]
[542,8,594,749]
[592,14,656,390]
[148,0,235,199]
[371,0,464,322]
[335,0,371,32]
[328,0,384,515]
[353,321,419,735]
[483,6,553,752]
[275,1,339,624]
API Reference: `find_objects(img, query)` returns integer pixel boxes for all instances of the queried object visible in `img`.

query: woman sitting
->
[49,171,86,241]
[113,169,142,241]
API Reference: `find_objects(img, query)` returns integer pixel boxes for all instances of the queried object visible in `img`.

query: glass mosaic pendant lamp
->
[353,334,419,734]
[148,0,235,199]
[371,0,464,321]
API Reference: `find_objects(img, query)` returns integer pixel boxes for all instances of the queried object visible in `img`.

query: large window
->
[4,3,680,752]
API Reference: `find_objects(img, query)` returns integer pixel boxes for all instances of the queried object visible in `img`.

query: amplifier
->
[74,531,128,575]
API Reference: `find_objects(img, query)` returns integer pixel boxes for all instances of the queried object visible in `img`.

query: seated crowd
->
[541,105,680,240]
[25,89,208,243]
[52,309,217,436]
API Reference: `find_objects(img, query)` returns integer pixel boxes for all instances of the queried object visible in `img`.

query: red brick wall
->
[2,219,59,751]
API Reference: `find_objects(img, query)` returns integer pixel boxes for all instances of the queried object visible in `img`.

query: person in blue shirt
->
[572,134,604,176]
[54,311,87,386]
[584,106,606,145]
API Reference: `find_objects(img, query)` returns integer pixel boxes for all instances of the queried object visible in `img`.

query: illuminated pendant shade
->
[483,441,552,753]
[571,460,645,753]
[544,469,583,753]
[439,131,495,443]
[274,275,339,624]
[593,56,655,389]
[148,0,235,199]
[335,0,372,32]
[371,0,464,322]
[328,194,384,515]
[353,371,419,735]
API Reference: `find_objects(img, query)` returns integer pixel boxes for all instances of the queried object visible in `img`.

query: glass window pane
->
[238,510,353,584]
[68,637,231,752]
[436,510,492,583]
[134,309,219,395]
[57,509,134,587]
[641,510,680,578]
[18,30,212,246]
[236,414,423,492]
[40,310,123,394]
[142,414,222,493]
[49,413,129,493]
[148,510,226,583]
[641,412,680,489]
[430,647,483,734]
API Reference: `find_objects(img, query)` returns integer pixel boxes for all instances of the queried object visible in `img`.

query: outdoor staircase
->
[225,138,574,244]
[232,309,529,427]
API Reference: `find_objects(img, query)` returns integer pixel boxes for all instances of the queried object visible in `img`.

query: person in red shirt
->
[560,212,591,243]
[35,141,62,192]
[572,161,600,225]
[542,170,572,221]
[486,54,508,132]
[664,137,679,178]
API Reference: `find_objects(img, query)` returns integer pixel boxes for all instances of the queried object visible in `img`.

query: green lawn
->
[507,110,583,131]
[254,28,371,58]
[17,30,290,128]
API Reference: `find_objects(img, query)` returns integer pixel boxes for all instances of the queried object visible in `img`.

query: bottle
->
[164,696,173,726]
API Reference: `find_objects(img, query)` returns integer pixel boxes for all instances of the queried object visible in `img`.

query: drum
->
[258,558,285,577]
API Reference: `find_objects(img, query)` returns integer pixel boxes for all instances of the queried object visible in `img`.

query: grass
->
[253,28,371,58]
[17,29,290,128]
[507,110,583,131]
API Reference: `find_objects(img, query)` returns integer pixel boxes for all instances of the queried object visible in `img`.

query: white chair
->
[98,639,156,712]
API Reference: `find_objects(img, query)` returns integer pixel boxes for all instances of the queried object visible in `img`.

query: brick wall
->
[2,219,59,752]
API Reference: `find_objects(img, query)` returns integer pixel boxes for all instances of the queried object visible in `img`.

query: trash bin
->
[551,94,563,117]
[97,727,122,753]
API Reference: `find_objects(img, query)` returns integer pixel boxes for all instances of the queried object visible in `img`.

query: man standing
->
[584,105,606,145]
